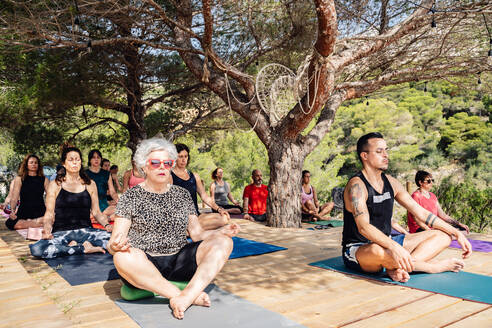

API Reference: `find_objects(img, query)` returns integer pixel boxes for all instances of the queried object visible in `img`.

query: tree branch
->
[145,83,203,108]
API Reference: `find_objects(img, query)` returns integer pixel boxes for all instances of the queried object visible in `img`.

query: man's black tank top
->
[52,187,92,232]
[342,171,394,248]
[171,170,199,214]
[16,176,46,219]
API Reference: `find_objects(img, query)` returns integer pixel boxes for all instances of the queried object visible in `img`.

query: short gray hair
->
[134,138,177,175]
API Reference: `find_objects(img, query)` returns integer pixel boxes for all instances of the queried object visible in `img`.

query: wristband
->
[104,223,111,228]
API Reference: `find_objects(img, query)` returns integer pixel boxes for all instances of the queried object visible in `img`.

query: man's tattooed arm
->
[350,183,364,217]
[425,213,438,227]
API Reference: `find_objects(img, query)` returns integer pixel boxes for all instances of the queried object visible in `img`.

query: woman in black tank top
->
[172,144,231,230]
[5,154,49,230]
[29,147,113,259]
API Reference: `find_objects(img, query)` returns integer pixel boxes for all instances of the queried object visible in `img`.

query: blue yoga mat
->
[229,237,286,259]
[45,237,286,286]
[309,256,492,305]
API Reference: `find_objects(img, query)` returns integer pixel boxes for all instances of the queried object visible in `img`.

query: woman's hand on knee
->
[109,233,131,253]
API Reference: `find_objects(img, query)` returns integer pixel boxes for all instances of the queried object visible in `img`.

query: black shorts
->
[342,235,406,272]
[212,204,243,213]
[250,213,267,222]
[121,241,202,287]
[301,212,313,222]
[5,218,19,230]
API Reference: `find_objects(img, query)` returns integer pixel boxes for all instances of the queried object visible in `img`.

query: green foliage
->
[329,98,423,175]
[439,112,491,166]
[435,177,491,233]
[12,124,63,162]
[304,136,346,202]
[176,131,269,201]
[210,132,269,199]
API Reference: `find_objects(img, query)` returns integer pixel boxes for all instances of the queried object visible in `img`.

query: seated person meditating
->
[171,144,230,230]
[301,170,334,222]
[210,167,242,214]
[122,159,145,192]
[86,149,119,219]
[5,154,49,230]
[408,170,469,234]
[242,169,268,222]
[30,147,113,259]
[108,138,239,320]
[342,132,471,282]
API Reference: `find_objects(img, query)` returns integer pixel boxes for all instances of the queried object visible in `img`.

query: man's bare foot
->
[193,292,211,307]
[68,240,77,247]
[169,295,194,320]
[82,241,106,254]
[434,258,465,273]
[387,268,410,282]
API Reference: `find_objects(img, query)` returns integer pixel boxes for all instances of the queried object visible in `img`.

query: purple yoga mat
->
[450,239,492,253]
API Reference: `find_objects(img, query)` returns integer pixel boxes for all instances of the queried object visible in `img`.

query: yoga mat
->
[229,237,286,259]
[44,252,119,286]
[309,256,492,305]
[306,219,343,227]
[16,227,43,240]
[45,237,285,285]
[390,228,402,236]
[388,231,492,253]
[450,239,492,253]
[115,284,305,328]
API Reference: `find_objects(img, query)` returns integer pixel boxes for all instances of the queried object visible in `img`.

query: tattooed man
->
[342,132,472,282]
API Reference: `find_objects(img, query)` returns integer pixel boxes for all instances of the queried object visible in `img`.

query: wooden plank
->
[1,222,491,328]
[443,307,492,328]
[342,295,466,328]
[290,284,432,327]
[395,301,490,328]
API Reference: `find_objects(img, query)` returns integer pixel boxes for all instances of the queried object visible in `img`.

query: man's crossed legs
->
[344,230,465,282]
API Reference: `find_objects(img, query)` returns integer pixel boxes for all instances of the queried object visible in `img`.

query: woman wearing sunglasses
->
[108,137,239,320]
[407,170,469,233]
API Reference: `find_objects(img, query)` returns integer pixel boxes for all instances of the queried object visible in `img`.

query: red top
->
[243,184,268,215]
[407,190,438,233]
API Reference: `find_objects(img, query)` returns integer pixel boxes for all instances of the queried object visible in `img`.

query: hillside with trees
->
[0,0,490,228]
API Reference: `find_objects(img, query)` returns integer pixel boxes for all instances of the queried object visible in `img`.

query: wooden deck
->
[0,219,491,327]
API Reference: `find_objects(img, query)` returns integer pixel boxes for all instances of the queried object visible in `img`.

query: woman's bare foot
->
[169,294,194,320]
[433,258,465,273]
[193,292,211,307]
[82,241,106,254]
[387,268,410,282]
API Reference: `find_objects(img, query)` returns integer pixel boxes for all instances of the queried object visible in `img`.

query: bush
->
[435,177,491,232]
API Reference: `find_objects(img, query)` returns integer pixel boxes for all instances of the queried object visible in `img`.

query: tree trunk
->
[126,111,147,154]
[266,140,305,228]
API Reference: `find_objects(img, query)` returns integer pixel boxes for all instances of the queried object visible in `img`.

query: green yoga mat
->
[307,219,344,227]
[309,256,492,305]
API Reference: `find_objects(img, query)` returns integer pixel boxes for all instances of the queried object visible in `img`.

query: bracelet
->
[104,223,111,228]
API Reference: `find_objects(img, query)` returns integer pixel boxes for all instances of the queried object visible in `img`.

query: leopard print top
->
[115,184,196,255]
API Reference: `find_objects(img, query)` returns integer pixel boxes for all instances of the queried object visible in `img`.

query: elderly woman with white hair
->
[108,137,240,320]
